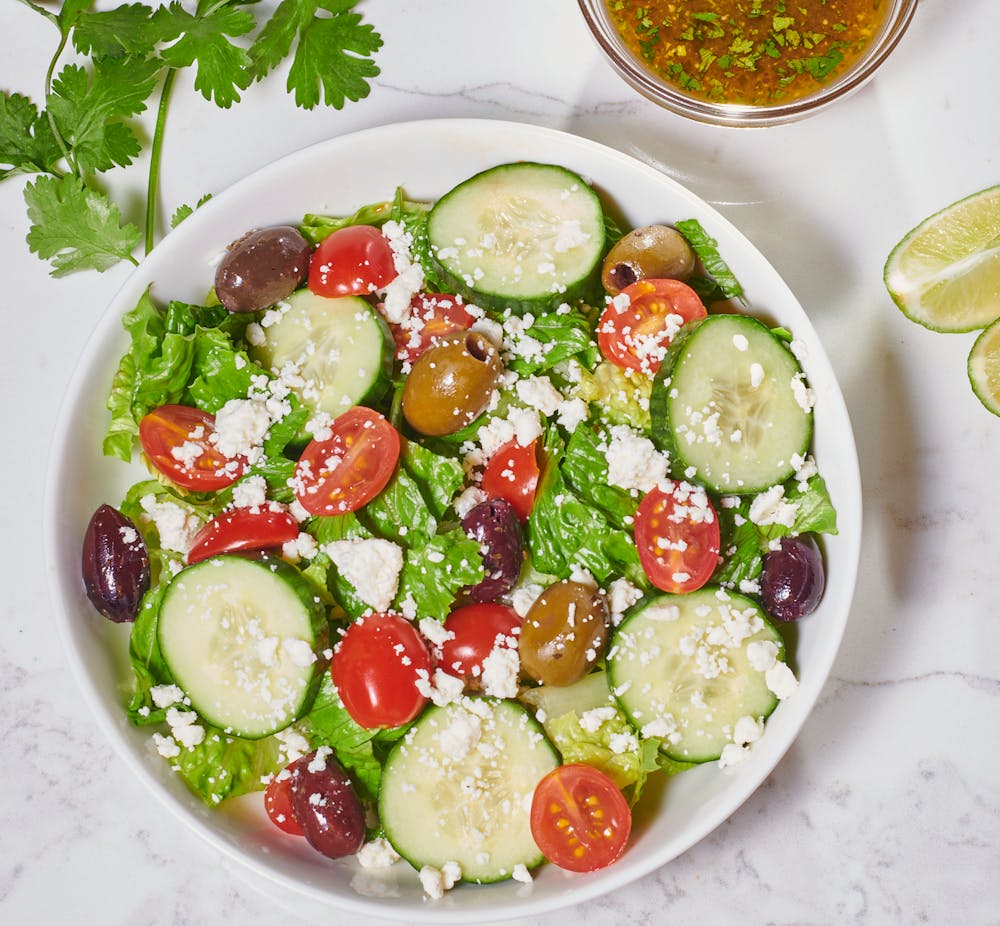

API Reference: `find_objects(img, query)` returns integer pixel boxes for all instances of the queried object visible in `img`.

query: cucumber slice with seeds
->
[379,698,559,883]
[428,162,605,314]
[158,555,327,739]
[607,587,784,763]
[651,314,812,493]
[249,289,393,418]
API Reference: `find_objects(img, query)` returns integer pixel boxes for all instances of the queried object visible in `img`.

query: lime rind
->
[968,316,1000,417]
[884,185,1000,333]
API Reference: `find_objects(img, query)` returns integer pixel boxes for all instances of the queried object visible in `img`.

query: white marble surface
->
[2,0,999,923]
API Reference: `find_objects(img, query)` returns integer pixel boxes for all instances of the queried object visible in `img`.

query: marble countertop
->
[2,1,998,923]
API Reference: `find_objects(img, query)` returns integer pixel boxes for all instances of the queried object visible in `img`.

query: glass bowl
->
[578,0,918,127]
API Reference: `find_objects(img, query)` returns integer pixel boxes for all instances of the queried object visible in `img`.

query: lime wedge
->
[884,185,1000,332]
[968,316,1000,416]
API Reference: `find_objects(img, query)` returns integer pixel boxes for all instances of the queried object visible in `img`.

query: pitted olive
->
[401,331,502,436]
[214,225,312,313]
[601,224,696,295]
[519,580,610,687]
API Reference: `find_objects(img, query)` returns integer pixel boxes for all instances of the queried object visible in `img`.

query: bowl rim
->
[577,0,919,127]
[43,117,863,922]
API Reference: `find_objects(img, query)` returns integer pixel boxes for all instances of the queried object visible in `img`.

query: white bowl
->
[44,118,862,922]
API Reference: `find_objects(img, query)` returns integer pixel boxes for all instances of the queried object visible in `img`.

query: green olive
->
[402,331,502,436]
[601,224,696,295]
[519,580,610,687]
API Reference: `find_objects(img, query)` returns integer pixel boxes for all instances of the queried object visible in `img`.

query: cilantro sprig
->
[4,0,382,276]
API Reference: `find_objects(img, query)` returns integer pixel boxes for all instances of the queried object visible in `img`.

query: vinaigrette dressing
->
[606,0,891,106]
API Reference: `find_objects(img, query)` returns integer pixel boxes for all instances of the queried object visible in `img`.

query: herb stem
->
[16,0,59,26]
[145,68,177,256]
[41,19,74,172]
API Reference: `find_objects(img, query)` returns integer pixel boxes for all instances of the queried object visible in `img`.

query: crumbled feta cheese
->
[718,743,750,769]
[765,661,799,700]
[152,732,180,759]
[210,397,273,462]
[579,706,617,733]
[746,640,780,672]
[356,837,400,869]
[231,475,268,509]
[516,375,563,417]
[604,425,669,493]
[453,485,487,519]
[733,715,764,746]
[480,645,520,699]
[607,577,642,622]
[748,485,799,528]
[511,863,533,884]
[418,617,455,648]
[323,538,403,611]
[419,862,462,900]
[435,705,482,760]
[749,363,765,389]
[415,667,466,707]
[139,495,201,555]
[281,531,318,563]
[510,583,544,617]
[790,372,816,412]
[150,683,185,708]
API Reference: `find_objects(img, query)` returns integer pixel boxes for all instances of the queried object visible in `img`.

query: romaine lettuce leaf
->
[561,422,639,529]
[528,429,645,584]
[571,360,652,431]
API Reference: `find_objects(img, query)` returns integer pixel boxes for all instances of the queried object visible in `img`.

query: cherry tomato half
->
[138,404,246,491]
[308,224,397,297]
[480,438,540,521]
[390,293,476,362]
[293,407,400,516]
[530,764,632,873]
[597,278,707,374]
[331,613,432,729]
[187,506,300,565]
[440,603,522,682]
[633,484,720,594]
[264,763,305,836]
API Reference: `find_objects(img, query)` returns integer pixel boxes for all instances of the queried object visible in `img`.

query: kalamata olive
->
[81,504,150,623]
[461,498,522,602]
[760,535,825,621]
[402,331,502,436]
[288,748,365,860]
[601,224,696,295]
[214,225,311,313]
[519,580,610,686]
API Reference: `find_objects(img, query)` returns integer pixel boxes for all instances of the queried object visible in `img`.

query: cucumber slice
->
[379,699,559,883]
[249,289,392,418]
[607,587,783,763]
[428,162,605,314]
[651,314,812,493]
[157,555,327,739]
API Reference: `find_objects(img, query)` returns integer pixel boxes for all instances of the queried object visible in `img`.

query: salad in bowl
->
[48,120,860,919]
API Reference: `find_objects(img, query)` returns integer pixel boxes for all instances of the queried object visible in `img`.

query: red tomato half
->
[390,293,475,362]
[633,484,720,594]
[530,764,632,872]
[309,224,397,297]
[480,438,540,521]
[597,278,707,374]
[293,407,400,516]
[138,404,246,491]
[331,613,432,729]
[439,603,522,681]
[264,763,305,836]
[187,506,300,564]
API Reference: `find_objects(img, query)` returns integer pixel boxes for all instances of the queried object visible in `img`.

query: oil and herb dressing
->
[606,0,892,106]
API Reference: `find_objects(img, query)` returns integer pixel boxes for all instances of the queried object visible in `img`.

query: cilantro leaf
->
[72,3,161,59]
[251,0,382,110]
[24,174,141,275]
[154,0,256,108]
[170,192,213,227]
[0,91,62,179]
[48,57,160,173]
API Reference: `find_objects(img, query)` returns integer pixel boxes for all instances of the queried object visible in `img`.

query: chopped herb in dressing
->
[606,0,890,106]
